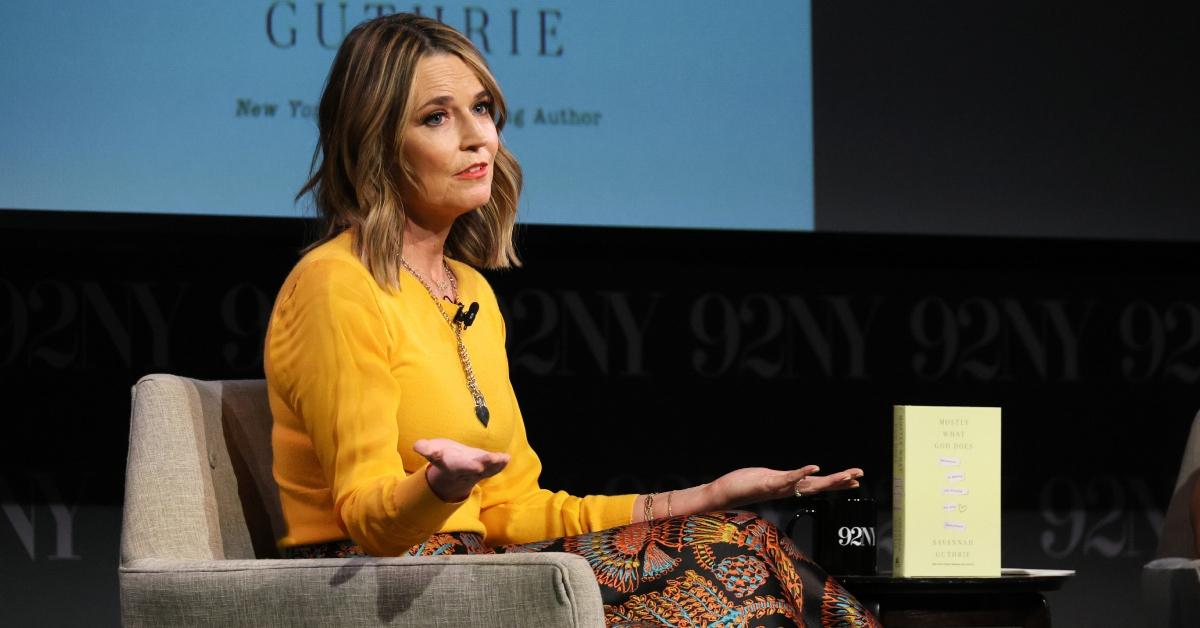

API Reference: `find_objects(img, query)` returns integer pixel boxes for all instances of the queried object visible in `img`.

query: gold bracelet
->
[644,492,656,523]
[666,490,674,518]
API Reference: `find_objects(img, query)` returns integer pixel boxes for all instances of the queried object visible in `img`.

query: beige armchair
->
[119,374,606,627]
[1143,408,1200,628]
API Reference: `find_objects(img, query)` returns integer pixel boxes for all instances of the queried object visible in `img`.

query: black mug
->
[786,488,877,576]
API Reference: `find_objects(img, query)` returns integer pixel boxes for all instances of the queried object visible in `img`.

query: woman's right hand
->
[413,438,510,502]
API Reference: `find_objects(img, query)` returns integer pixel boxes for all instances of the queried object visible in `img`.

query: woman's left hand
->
[707,465,864,510]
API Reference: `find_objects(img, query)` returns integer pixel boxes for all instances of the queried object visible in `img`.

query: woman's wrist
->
[668,483,719,518]
[632,481,721,523]
[424,465,471,503]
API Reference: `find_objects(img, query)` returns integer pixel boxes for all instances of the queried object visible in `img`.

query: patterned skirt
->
[283,510,880,628]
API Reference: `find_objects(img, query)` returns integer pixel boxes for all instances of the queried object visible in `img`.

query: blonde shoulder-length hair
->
[298,13,522,290]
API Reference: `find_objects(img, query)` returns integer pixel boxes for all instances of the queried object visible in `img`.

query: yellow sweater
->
[265,231,636,556]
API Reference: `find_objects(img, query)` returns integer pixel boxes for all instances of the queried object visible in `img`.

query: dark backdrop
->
[814,1,1200,241]
[3,1,1199,626]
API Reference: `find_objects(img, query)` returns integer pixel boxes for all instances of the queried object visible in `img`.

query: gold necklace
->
[399,258,490,427]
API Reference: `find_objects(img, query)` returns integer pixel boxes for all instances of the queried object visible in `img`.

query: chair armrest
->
[1143,557,1200,628]
[120,553,606,628]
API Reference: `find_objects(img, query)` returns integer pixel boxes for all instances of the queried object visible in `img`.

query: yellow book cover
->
[893,405,1001,577]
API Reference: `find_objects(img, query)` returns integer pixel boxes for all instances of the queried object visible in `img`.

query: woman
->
[265,13,879,627]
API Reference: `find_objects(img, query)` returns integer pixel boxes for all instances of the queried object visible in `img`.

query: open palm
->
[711,465,864,509]
[413,438,510,502]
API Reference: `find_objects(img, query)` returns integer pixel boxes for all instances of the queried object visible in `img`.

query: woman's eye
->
[423,111,447,126]
[473,101,493,115]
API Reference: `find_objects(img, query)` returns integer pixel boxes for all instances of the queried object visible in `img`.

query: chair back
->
[1156,409,1200,558]
[121,374,284,563]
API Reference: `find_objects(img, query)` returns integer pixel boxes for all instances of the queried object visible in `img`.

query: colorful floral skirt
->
[283,510,880,628]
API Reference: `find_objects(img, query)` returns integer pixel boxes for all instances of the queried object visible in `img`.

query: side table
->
[837,568,1074,628]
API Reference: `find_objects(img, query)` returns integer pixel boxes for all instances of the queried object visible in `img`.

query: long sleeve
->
[267,257,461,556]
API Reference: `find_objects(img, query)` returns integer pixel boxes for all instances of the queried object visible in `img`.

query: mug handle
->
[785,503,822,559]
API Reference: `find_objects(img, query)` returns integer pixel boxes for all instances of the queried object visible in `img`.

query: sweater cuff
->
[593,493,639,531]
[389,463,466,533]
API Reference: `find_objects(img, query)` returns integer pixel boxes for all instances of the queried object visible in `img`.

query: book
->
[893,405,1001,577]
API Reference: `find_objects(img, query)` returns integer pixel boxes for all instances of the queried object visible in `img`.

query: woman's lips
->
[455,162,489,180]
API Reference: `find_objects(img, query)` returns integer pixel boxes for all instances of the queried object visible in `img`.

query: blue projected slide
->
[1,2,812,230]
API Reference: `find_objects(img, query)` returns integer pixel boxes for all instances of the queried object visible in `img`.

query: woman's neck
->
[401,219,453,290]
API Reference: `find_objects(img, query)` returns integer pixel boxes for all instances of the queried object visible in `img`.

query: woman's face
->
[400,53,499,228]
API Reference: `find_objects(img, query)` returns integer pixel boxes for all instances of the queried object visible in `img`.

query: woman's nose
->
[460,113,492,151]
